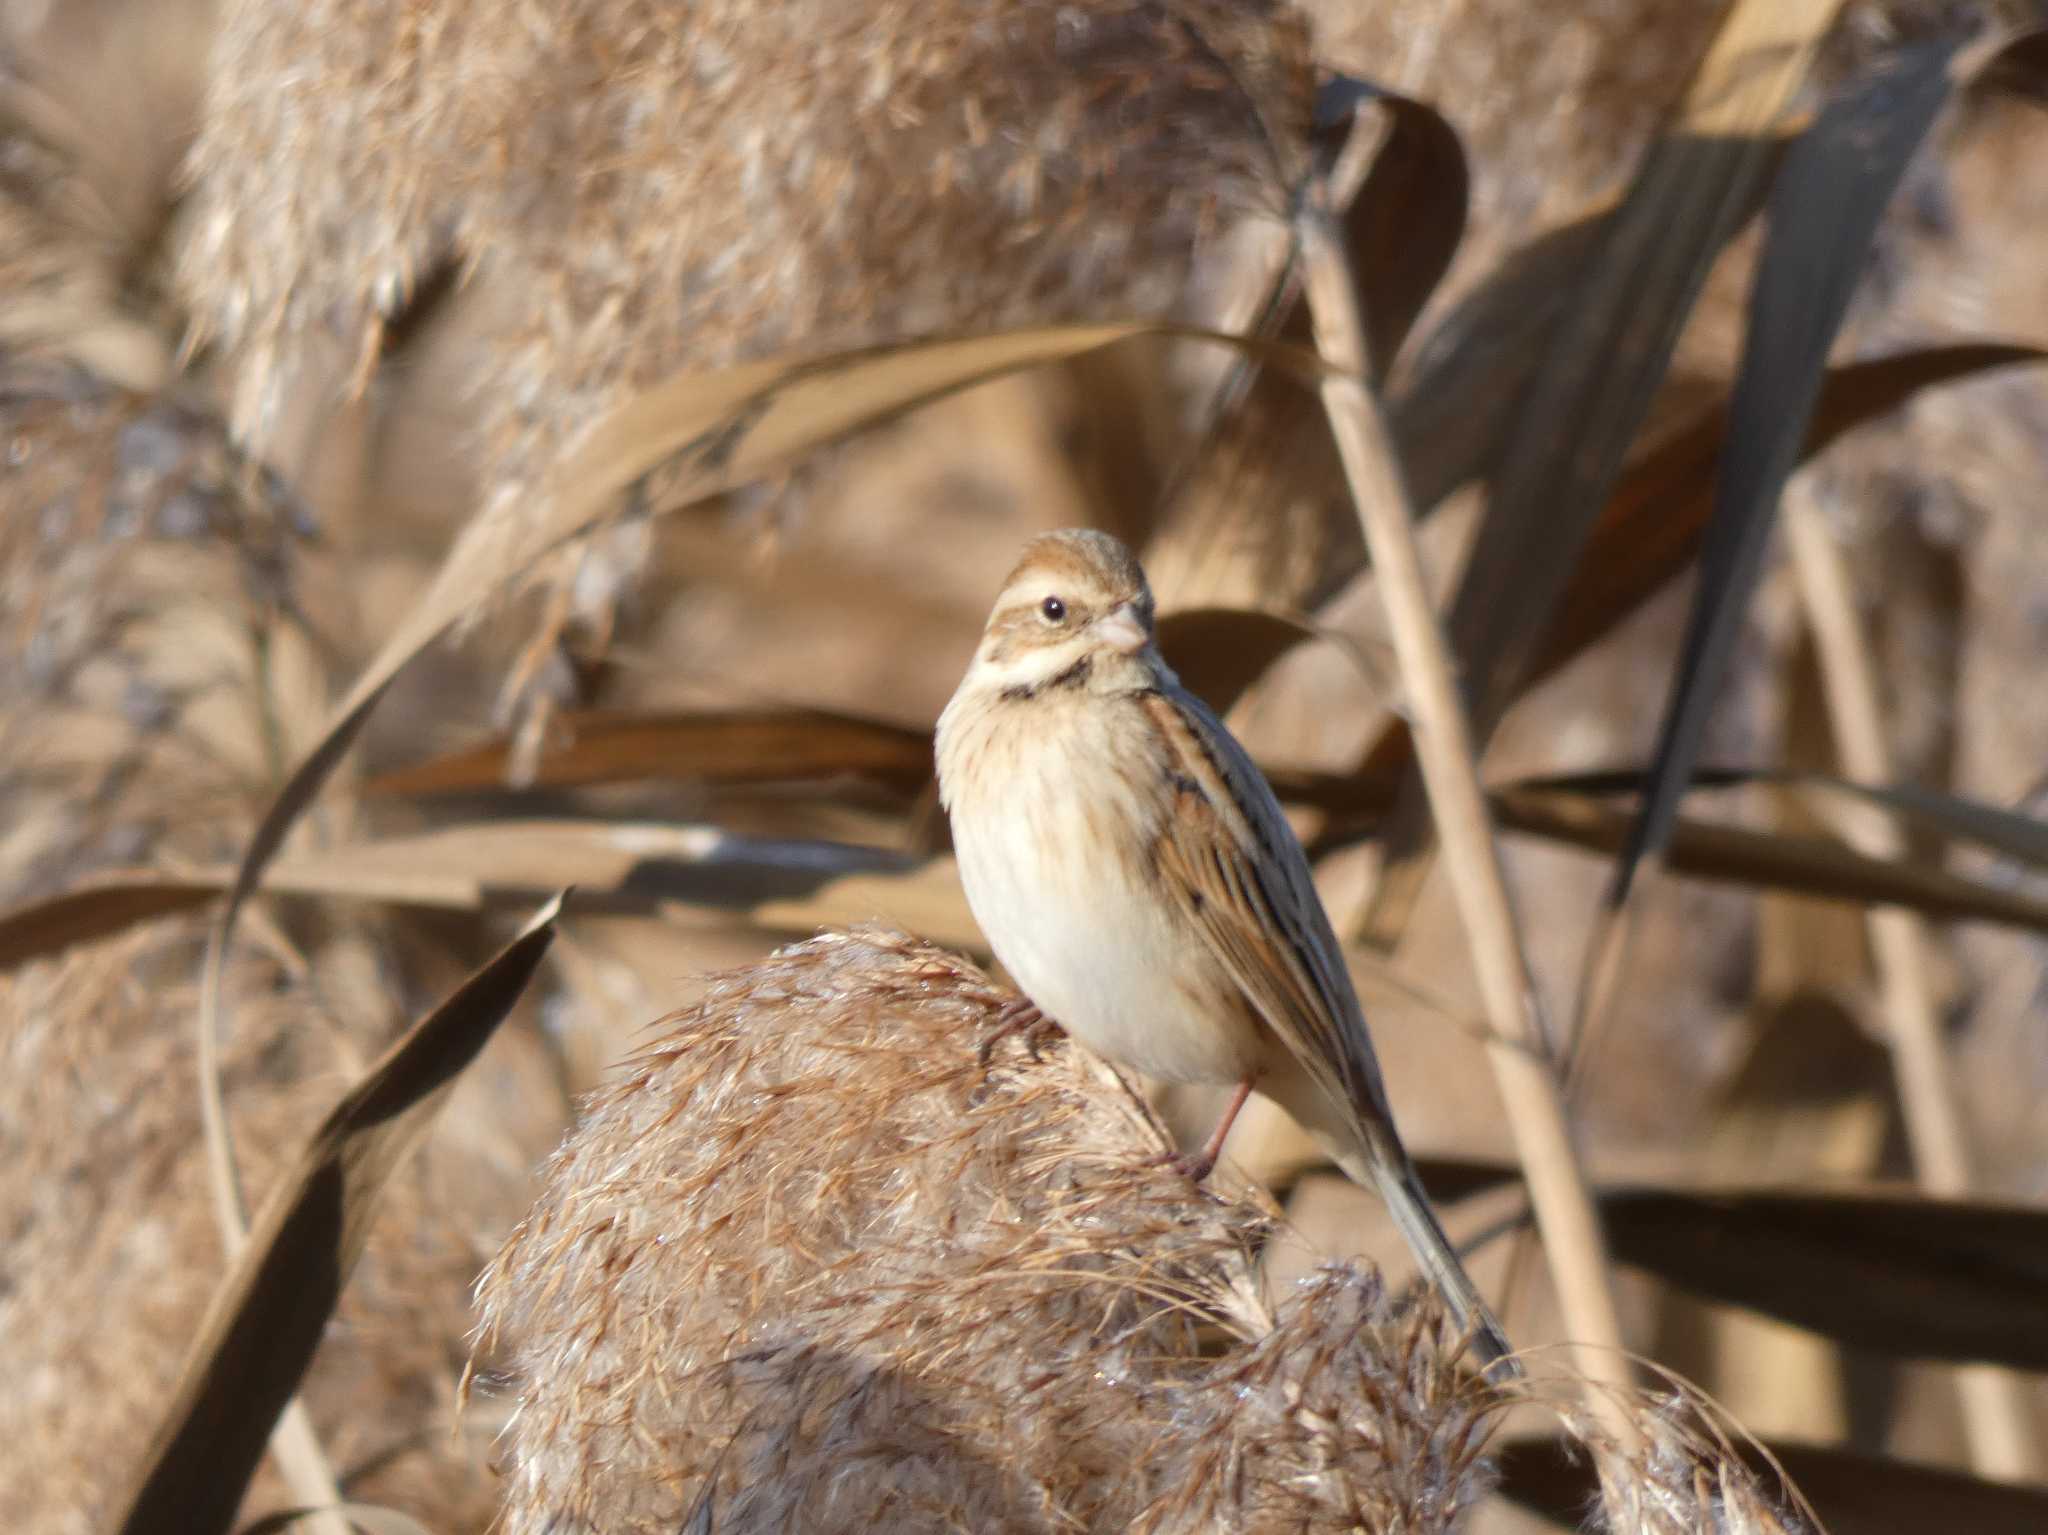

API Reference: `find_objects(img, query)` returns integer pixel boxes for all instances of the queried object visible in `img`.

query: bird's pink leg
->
[1165,1076,1256,1182]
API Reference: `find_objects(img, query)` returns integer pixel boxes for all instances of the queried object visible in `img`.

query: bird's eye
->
[1039,596,1067,623]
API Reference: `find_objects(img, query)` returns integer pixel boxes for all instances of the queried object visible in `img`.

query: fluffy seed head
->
[472,929,1501,1533]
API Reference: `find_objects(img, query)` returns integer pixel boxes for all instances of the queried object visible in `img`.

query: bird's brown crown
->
[990,529,1155,634]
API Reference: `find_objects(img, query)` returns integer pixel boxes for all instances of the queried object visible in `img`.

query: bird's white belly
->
[950,751,1265,1086]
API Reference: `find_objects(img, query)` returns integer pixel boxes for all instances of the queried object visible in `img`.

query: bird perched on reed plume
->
[937,528,1517,1378]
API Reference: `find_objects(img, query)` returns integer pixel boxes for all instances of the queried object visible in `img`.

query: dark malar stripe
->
[1000,653,1092,702]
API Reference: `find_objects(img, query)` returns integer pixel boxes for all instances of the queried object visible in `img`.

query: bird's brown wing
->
[1140,682,1522,1377]
[1137,686,1392,1131]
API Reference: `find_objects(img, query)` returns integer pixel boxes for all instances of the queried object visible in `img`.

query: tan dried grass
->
[474,928,1502,1533]
[0,358,310,905]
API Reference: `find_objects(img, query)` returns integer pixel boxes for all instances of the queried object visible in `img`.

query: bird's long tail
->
[1359,1140,1520,1382]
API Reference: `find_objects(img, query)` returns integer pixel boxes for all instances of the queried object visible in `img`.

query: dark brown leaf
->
[1154,606,1319,716]
[1361,0,1837,945]
[1333,343,2048,862]
[1338,88,1469,383]
[1518,763,2048,874]
[0,874,218,971]
[1612,30,1975,905]
[1489,786,2048,937]
[1602,1184,2048,1368]
[1286,774,2048,937]
[367,707,934,798]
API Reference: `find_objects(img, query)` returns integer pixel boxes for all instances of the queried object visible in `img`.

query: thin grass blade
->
[1610,31,1975,906]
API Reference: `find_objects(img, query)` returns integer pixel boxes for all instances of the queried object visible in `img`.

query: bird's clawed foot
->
[1146,1148,1219,1183]
[977,998,1066,1070]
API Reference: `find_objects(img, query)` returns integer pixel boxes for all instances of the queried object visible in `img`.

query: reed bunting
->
[937,528,1516,1377]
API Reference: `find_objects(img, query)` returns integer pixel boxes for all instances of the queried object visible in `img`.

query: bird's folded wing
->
[1139,690,1391,1125]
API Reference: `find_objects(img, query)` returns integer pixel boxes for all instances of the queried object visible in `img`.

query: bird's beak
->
[1093,603,1148,655]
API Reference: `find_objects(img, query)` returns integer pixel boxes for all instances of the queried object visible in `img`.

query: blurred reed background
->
[3,1,2047,1531]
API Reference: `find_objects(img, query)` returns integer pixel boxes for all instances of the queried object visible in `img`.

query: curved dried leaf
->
[1495,1433,2048,1535]
[114,899,560,1535]
[1391,210,1612,516]
[1317,82,1468,383]
[1527,342,2046,690]
[1612,30,1978,906]
[1287,774,2048,936]
[0,826,921,973]
[1154,606,1320,716]
[1518,765,2048,874]
[0,874,219,970]
[1444,0,1837,741]
[1602,1185,2048,1369]
[1489,786,2048,936]
[367,707,933,798]
[1140,86,1463,610]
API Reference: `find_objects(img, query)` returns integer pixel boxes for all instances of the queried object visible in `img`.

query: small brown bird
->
[936,528,1516,1377]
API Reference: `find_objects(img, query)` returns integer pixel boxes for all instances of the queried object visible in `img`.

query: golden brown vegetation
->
[3,0,2047,1531]
[474,929,1499,1533]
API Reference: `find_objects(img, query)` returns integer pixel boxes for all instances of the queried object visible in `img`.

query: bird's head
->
[963,528,1159,698]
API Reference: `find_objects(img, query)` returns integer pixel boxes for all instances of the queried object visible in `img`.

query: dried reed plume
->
[0,355,307,904]
[181,0,1312,487]
[474,929,1502,1533]
[1553,1388,1820,1535]
[0,0,213,388]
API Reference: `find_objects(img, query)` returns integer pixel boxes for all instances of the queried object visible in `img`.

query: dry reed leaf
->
[1600,1184,2048,1371]
[0,872,221,968]
[1141,90,1467,612]
[1361,0,1845,947]
[1610,25,2029,906]
[1154,605,1323,715]
[367,707,935,798]
[1338,90,1470,386]
[1272,768,2048,937]
[362,607,1317,802]
[1485,785,2048,937]
[0,823,931,972]
[1517,764,2048,875]
[1441,0,1843,742]
[1331,340,2046,856]
[1300,0,1726,246]
[114,899,559,1535]
[1515,341,2047,700]
[474,929,1503,1533]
